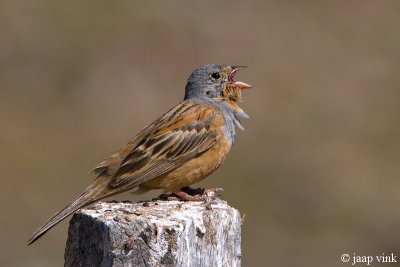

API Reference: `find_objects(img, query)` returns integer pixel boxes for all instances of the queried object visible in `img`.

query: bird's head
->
[184,64,252,102]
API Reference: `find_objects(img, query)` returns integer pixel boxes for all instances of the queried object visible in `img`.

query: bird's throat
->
[220,85,243,102]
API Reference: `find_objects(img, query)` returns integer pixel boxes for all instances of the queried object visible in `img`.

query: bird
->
[28,64,252,245]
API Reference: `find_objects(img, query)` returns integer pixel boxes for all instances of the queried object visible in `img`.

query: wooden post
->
[64,196,242,267]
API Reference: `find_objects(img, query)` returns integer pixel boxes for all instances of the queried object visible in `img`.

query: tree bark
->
[64,197,242,267]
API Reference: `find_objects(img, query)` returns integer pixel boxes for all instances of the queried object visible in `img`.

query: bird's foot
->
[173,189,203,201]
[154,187,224,202]
[173,187,224,202]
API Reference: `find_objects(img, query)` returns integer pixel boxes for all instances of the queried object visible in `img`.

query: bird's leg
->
[173,190,204,201]
[154,187,204,201]
[173,187,224,201]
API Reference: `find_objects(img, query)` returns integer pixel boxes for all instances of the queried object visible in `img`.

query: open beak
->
[228,66,252,89]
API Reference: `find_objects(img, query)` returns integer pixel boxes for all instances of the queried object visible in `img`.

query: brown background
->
[1,1,400,266]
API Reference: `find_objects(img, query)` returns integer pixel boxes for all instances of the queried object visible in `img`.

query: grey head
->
[184,64,252,100]
[184,64,228,100]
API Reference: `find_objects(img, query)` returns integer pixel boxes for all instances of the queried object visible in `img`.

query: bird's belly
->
[141,135,231,192]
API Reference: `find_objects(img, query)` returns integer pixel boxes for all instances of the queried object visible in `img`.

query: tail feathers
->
[27,189,98,245]
[27,175,140,245]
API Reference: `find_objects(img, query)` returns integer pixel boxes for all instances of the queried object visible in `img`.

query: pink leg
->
[173,190,204,201]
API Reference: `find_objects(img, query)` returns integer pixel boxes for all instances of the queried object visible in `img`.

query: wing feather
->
[96,101,219,189]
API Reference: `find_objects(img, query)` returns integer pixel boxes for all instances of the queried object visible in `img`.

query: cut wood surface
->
[64,196,242,267]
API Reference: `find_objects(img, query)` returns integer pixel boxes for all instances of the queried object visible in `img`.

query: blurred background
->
[1,1,400,266]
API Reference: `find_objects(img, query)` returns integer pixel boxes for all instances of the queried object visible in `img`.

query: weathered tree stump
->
[64,196,242,267]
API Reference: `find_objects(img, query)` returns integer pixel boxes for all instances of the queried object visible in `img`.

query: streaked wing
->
[106,101,218,189]
[90,121,157,176]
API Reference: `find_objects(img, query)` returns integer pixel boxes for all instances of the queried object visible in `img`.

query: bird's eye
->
[211,72,221,80]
